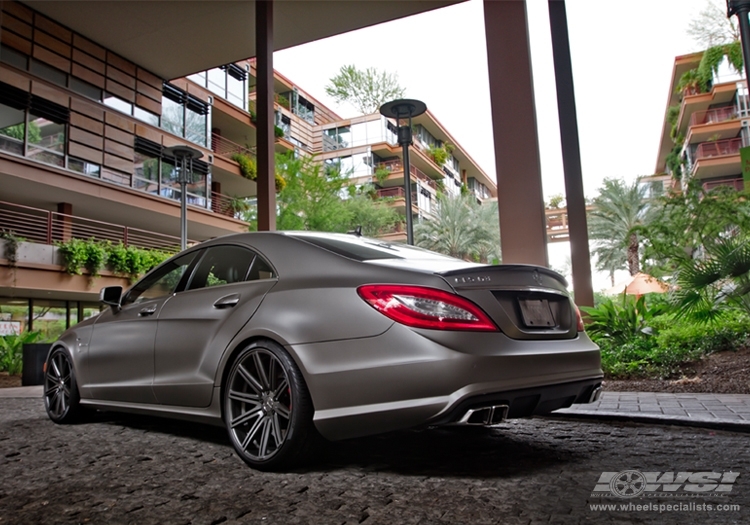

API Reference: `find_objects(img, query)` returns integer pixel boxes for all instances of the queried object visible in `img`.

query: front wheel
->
[224,340,315,471]
[44,348,85,424]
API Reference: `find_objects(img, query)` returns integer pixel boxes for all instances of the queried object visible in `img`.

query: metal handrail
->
[0,201,187,251]
[690,106,737,127]
[211,133,256,159]
[694,137,742,160]
[375,161,437,190]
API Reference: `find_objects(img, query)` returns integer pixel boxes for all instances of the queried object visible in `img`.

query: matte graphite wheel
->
[44,348,85,424]
[224,340,315,470]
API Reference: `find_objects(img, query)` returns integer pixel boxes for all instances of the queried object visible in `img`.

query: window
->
[161,83,210,147]
[187,245,258,290]
[122,252,198,305]
[0,81,69,168]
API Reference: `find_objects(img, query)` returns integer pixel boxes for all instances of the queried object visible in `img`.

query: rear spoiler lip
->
[438,264,569,289]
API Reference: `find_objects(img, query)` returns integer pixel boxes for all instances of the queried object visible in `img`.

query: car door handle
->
[213,294,240,309]
[138,305,157,316]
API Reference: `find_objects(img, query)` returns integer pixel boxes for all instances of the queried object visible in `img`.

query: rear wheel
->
[44,348,85,424]
[224,340,315,471]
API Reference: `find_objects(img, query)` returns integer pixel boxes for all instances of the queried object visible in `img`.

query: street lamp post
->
[164,145,203,251]
[728,1,750,83]
[379,99,427,245]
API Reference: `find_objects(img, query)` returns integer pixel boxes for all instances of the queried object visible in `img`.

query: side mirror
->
[99,286,123,312]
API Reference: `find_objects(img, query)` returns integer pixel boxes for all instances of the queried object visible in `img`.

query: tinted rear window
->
[290,234,457,262]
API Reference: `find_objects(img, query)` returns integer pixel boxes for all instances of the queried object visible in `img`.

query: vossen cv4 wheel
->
[44,348,85,424]
[224,340,315,470]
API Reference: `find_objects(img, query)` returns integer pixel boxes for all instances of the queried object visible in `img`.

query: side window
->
[122,252,197,305]
[247,256,276,281]
[187,245,256,291]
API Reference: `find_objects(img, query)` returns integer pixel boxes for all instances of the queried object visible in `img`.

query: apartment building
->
[0,0,496,335]
[655,50,747,192]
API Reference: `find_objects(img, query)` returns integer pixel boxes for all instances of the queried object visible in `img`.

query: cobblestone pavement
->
[0,398,748,525]
[556,392,750,430]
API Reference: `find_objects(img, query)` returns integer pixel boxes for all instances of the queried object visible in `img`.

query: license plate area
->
[518,298,555,328]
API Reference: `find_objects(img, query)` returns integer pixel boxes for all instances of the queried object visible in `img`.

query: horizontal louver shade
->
[30,95,69,123]
[0,81,31,111]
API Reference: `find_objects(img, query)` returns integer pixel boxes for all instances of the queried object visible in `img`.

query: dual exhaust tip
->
[456,404,509,427]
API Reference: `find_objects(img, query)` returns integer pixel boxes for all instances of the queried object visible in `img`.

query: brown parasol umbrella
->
[605,272,670,297]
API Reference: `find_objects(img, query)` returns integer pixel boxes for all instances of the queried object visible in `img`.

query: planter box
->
[22,343,51,386]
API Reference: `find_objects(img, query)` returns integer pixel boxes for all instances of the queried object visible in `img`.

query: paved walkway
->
[3,386,750,432]
[554,391,750,431]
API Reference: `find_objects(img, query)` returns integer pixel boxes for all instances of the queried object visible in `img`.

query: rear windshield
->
[289,233,458,262]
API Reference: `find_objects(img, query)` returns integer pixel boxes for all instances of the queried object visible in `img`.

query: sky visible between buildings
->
[275,0,719,291]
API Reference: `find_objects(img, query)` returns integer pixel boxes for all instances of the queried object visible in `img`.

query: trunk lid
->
[439,265,577,340]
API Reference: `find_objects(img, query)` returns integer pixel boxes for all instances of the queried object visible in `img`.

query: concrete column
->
[484,0,548,266]
[548,0,594,307]
[56,202,73,242]
[256,0,276,231]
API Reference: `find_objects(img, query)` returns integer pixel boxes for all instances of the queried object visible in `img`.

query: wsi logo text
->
[592,470,740,498]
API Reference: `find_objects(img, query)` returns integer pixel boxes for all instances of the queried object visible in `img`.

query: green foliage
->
[581,294,669,348]
[414,194,500,263]
[231,153,258,180]
[0,230,24,267]
[325,65,406,114]
[104,243,170,282]
[57,238,105,276]
[273,153,398,235]
[57,238,170,280]
[678,42,745,100]
[672,234,750,323]
[546,194,565,209]
[374,166,391,186]
[642,181,750,276]
[597,312,750,379]
[588,177,653,278]
[274,125,285,138]
[427,144,451,166]
[0,121,41,144]
[665,141,684,181]
[0,331,41,375]
[276,94,290,110]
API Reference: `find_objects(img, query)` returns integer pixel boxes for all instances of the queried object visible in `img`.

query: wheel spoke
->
[237,364,264,394]
[240,415,266,451]
[267,358,276,391]
[50,357,62,379]
[231,405,263,429]
[253,352,270,390]
[273,378,288,399]
[228,389,260,404]
[274,402,290,420]
[44,384,58,396]
[258,418,272,458]
[272,412,284,445]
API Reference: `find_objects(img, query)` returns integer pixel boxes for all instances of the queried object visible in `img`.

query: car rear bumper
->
[290,324,602,441]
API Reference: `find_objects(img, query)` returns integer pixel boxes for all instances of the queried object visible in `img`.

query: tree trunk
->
[627,232,640,276]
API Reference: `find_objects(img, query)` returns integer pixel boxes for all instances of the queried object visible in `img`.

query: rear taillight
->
[357,284,498,331]
[574,305,585,332]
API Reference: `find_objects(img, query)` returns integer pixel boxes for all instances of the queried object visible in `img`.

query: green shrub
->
[0,331,41,375]
[231,153,258,180]
[581,294,669,347]
[597,310,750,379]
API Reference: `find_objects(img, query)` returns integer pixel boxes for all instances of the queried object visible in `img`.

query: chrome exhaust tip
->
[457,405,509,427]
[589,386,603,403]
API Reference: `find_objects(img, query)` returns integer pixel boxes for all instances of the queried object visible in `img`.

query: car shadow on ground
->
[89,410,583,479]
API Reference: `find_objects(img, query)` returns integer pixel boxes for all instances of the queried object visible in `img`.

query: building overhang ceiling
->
[23,1,463,80]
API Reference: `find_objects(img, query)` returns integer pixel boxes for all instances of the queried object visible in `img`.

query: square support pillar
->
[256,0,276,231]
[484,0,548,267]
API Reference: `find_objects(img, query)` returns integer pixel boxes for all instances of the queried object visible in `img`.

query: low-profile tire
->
[44,347,85,424]
[224,339,315,471]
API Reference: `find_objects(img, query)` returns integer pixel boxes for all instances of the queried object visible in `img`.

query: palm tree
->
[673,235,750,323]
[414,193,500,263]
[588,178,652,276]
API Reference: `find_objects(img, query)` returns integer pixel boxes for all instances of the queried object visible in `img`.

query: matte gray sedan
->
[44,232,602,470]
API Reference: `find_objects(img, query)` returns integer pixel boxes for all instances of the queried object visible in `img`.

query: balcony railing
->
[703,177,744,192]
[375,161,437,190]
[694,138,742,161]
[0,201,189,252]
[210,191,242,218]
[211,133,255,159]
[690,106,738,127]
